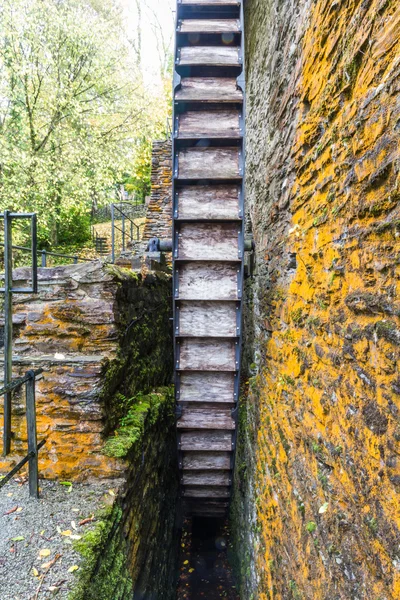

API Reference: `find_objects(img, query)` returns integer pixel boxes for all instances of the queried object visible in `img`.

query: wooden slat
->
[178,339,237,371]
[178,301,237,337]
[181,0,240,4]
[177,408,235,429]
[178,223,239,260]
[178,262,239,300]
[180,430,232,451]
[183,451,231,470]
[175,78,243,104]
[182,471,231,486]
[178,147,241,179]
[177,184,240,220]
[179,372,235,403]
[179,46,240,67]
[183,487,231,498]
[179,19,240,34]
[178,109,241,139]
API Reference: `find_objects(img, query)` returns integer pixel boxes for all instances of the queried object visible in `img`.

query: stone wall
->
[68,387,179,600]
[142,139,173,242]
[0,261,173,481]
[233,1,400,599]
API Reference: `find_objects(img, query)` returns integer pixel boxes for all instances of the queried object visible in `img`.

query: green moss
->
[103,387,174,459]
[306,521,317,534]
[68,505,133,600]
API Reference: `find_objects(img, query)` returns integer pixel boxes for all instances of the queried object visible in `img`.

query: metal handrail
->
[0,368,45,497]
[0,243,87,266]
[111,202,141,263]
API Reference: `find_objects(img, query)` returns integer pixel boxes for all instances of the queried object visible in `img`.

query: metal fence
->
[0,369,46,497]
[111,203,141,263]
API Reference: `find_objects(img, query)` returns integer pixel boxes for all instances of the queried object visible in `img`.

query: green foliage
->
[0,0,170,247]
[306,521,317,533]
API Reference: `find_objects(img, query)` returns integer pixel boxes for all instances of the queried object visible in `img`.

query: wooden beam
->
[177,222,239,260]
[178,301,238,337]
[178,109,241,139]
[178,262,240,300]
[178,339,237,371]
[180,430,233,451]
[177,408,235,429]
[176,184,241,220]
[179,371,235,403]
[177,147,241,179]
[179,19,240,34]
[175,78,243,104]
[182,451,231,470]
[179,46,240,67]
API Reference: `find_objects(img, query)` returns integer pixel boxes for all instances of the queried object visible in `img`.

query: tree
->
[0,0,165,247]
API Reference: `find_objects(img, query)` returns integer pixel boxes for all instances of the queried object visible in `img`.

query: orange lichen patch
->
[236,0,400,597]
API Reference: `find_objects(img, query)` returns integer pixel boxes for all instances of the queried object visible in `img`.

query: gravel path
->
[0,478,122,600]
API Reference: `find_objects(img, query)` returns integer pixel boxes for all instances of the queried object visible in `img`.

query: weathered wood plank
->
[178,339,237,371]
[175,78,243,103]
[177,408,235,429]
[182,451,231,470]
[177,184,240,219]
[179,19,240,34]
[178,147,241,179]
[180,430,232,451]
[179,372,235,403]
[178,262,239,300]
[178,301,237,337]
[178,109,241,139]
[181,0,240,4]
[179,46,240,67]
[178,223,239,260]
[183,487,231,498]
[182,471,231,486]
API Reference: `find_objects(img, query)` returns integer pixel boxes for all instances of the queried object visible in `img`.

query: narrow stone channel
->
[177,518,240,600]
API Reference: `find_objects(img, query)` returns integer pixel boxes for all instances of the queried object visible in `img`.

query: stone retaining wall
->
[0,261,173,481]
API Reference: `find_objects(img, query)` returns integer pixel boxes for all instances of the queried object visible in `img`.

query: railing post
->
[111,203,115,264]
[26,371,39,499]
[3,210,13,456]
[122,213,125,252]
[130,221,133,244]
[74,256,78,264]
[41,250,47,267]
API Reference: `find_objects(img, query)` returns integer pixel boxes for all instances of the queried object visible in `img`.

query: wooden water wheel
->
[172,0,246,518]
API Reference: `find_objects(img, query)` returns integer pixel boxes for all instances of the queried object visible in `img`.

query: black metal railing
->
[0,243,86,267]
[111,202,141,263]
[0,369,45,497]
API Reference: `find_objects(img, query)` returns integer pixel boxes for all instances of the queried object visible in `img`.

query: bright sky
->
[121,0,176,86]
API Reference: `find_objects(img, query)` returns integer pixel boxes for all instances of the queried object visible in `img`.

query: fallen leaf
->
[183,560,189,565]
[71,521,77,530]
[319,502,329,514]
[79,514,95,526]
[16,507,23,513]
[40,530,45,536]
[12,536,24,542]
[70,535,82,540]
[61,530,72,537]
[71,508,79,513]
[4,506,18,516]
[68,565,79,573]
[108,489,115,496]
[39,549,51,558]
[48,586,59,592]
[60,481,72,487]
[32,567,39,577]
[41,554,61,571]
[56,526,62,534]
